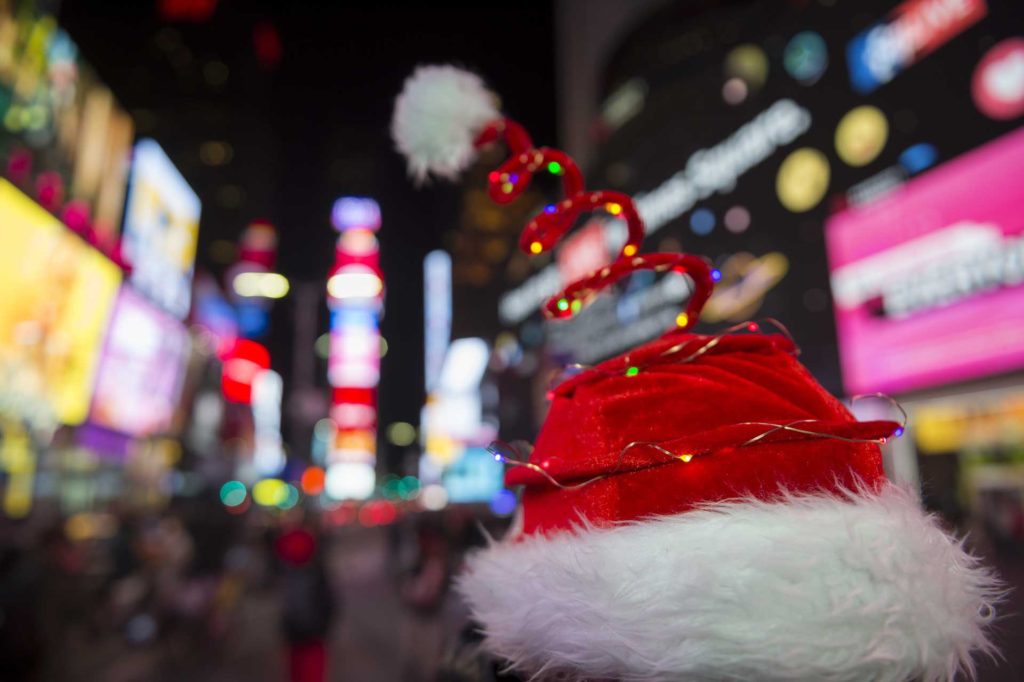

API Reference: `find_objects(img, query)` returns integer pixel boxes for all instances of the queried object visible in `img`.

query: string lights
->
[487,392,907,492]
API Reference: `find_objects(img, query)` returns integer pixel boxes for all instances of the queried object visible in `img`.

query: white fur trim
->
[391,65,499,184]
[458,485,1000,682]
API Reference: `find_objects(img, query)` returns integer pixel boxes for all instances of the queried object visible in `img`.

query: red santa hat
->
[393,65,1000,681]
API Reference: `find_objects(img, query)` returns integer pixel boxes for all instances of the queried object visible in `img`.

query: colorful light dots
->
[690,208,715,235]
[501,182,514,194]
[300,467,326,495]
[724,205,751,233]
[894,427,905,438]
[711,269,723,282]
[625,366,640,377]
[220,480,247,507]
[679,454,694,463]
[544,204,556,214]
[622,244,638,257]
[676,312,689,327]
[556,298,570,312]
[547,161,563,175]
[746,322,760,332]
[570,299,582,314]
[529,241,543,254]
[606,202,623,216]
[776,147,830,212]
[834,106,888,167]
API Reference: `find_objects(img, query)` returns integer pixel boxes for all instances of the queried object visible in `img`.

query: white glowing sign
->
[252,369,284,477]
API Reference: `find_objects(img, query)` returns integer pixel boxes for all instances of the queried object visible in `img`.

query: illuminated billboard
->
[0,2,134,249]
[88,286,190,436]
[122,139,201,320]
[0,179,121,427]
[826,126,1024,394]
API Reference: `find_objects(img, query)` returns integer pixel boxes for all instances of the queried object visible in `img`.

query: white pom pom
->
[391,65,500,184]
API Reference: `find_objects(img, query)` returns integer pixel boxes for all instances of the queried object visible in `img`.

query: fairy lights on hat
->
[487,392,907,492]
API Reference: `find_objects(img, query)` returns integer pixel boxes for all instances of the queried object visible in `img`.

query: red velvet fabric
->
[506,330,898,535]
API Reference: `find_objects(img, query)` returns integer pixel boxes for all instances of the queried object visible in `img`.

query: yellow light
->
[529,241,543,254]
[623,244,637,257]
[327,271,383,299]
[233,271,290,299]
[253,478,288,507]
[676,312,689,327]
[501,182,514,194]
[387,421,417,447]
[606,202,622,215]
[680,454,693,463]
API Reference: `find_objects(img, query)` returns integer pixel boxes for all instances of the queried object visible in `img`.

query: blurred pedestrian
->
[275,523,335,682]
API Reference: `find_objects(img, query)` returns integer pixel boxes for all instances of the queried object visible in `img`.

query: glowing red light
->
[221,339,271,404]
[301,466,326,495]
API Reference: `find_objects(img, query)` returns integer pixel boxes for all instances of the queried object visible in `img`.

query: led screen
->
[0,179,121,426]
[826,126,1024,394]
[88,286,189,436]
[122,139,201,320]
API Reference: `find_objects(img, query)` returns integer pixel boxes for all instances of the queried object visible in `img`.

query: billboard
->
[122,139,201,320]
[826,126,1024,394]
[88,286,189,436]
[0,178,121,427]
[0,1,135,249]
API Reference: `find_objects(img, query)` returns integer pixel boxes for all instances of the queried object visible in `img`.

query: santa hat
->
[392,65,1000,682]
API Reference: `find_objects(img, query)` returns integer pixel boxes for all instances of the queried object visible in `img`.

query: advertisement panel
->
[826,126,1024,394]
[0,178,121,426]
[122,139,201,320]
[0,1,134,248]
[89,286,189,436]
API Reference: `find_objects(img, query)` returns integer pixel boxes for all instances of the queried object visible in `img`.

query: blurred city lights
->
[325,461,376,501]
[834,106,888,167]
[386,421,417,447]
[722,77,748,105]
[420,483,449,511]
[232,271,290,299]
[252,478,287,507]
[724,205,751,233]
[219,480,247,507]
[331,196,381,232]
[327,269,384,299]
[301,466,326,495]
[783,31,828,85]
[776,147,830,212]
[690,208,716,235]
[489,489,518,516]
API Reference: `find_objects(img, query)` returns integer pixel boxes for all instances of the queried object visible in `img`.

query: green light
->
[547,161,563,175]
[277,484,300,510]
[220,480,247,507]
[557,298,570,312]
[625,366,640,377]
[570,299,582,313]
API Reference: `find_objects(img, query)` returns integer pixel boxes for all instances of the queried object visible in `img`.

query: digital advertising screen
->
[88,285,190,437]
[827,126,1024,394]
[122,139,201,320]
[0,178,121,427]
[494,0,1023,397]
[0,1,135,248]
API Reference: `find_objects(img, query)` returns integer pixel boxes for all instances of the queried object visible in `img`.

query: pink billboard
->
[826,126,1024,395]
[89,286,190,436]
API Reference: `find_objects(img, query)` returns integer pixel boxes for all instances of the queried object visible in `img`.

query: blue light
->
[489,489,518,516]
[899,144,938,175]
[711,269,722,282]
[544,204,556,213]
[690,208,715,236]
[894,427,905,437]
